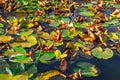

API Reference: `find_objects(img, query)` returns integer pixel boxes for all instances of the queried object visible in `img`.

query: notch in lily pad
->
[92,47,114,60]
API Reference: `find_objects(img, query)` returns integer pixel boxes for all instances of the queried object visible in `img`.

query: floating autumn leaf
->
[59,58,67,72]
[109,33,119,40]
[37,31,50,39]
[73,62,98,77]
[92,47,114,59]
[10,35,37,48]
[111,9,120,18]
[0,35,13,43]
[27,36,37,45]
[35,70,60,80]
[116,42,120,53]
[54,50,67,59]
[0,16,6,22]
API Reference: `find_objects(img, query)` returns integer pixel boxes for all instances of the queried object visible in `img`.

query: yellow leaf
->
[54,50,67,59]
[0,74,12,80]
[36,70,60,80]
[111,33,118,40]
[55,50,61,59]
[60,53,67,59]
[27,36,37,45]
[12,18,19,26]
[0,35,12,43]
[13,74,28,80]
[27,23,34,28]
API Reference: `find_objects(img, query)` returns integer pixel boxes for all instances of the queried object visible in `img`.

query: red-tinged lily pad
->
[92,47,114,60]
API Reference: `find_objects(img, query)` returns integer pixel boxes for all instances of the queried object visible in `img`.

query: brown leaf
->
[59,58,67,72]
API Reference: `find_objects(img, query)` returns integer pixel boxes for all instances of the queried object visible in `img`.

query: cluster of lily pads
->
[0,0,120,80]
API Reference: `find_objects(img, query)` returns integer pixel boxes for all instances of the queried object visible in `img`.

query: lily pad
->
[39,52,55,63]
[92,47,114,59]
[13,55,33,63]
[49,21,60,27]
[73,62,98,77]
[62,17,70,23]
[79,8,94,17]
[13,46,26,54]
[0,23,4,27]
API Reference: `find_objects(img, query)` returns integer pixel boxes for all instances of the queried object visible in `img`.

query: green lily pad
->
[25,64,37,74]
[62,17,70,23]
[79,8,94,17]
[92,47,114,59]
[49,21,60,27]
[0,23,4,27]
[73,62,98,77]
[13,55,33,63]
[13,46,26,54]
[61,29,69,38]
[39,52,55,63]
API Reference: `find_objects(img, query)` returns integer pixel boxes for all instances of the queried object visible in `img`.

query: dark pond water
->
[37,54,120,80]
[36,1,120,79]
[0,0,120,80]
